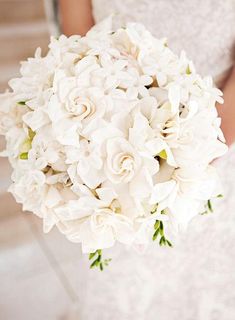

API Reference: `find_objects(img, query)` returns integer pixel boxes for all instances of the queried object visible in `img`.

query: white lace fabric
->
[92,0,235,78]
[75,1,235,319]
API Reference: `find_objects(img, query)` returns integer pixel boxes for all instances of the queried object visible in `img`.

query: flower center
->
[67,94,96,120]
[120,155,134,171]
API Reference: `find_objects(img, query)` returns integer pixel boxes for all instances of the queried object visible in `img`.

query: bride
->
[58,1,235,319]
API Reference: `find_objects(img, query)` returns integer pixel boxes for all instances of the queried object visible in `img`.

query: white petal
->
[150,180,176,204]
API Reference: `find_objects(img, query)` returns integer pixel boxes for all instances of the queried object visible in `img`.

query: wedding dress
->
[74,1,235,319]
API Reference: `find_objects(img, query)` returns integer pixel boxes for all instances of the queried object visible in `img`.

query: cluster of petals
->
[0,18,227,253]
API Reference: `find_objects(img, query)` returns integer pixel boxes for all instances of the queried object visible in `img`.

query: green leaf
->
[89,250,111,271]
[154,220,160,230]
[158,150,167,160]
[217,194,223,198]
[19,130,35,160]
[152,228,160,241]
[159,236,165,246]
[150,204,158,214]
[166,240,173,247]
[90,260,98,269]
[89,252,97,260]
[207,200,213,212]
[17,101,26,105]
[152,216,173,248]
[186,65,191,75]
[20,139,32,153]
[19,152,28,160]
[28,128,36,140]
[104,258,112,266]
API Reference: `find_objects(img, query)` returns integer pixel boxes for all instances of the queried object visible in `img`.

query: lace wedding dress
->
[75,1,235,319]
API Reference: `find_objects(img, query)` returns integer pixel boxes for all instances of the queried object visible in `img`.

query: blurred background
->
[0,1,83,319]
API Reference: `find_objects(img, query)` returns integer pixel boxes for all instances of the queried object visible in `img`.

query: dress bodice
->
[92,0,235,79]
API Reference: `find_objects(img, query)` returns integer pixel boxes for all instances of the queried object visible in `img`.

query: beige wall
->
[0,0,50,192]
[0,0,50,92]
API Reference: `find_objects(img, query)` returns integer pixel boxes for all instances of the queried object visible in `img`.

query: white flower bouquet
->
[0,18,227,270]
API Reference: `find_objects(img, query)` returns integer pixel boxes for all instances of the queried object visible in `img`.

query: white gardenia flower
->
[92,53,128,91]
[121,67,153,99]
[156,165,222,228]
[172,108,228,167]
[105,137,141,184]
[55,185,134,252]
[9,169,46,214]
[0,92,27,135]
[0,17,228,261]
[76,139,105,189]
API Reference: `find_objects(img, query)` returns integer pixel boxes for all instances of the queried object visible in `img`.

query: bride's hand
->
[217,66,235,146]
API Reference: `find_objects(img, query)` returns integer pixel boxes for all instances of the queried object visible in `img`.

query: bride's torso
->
[92,0,235,79]
[76,2,235,320]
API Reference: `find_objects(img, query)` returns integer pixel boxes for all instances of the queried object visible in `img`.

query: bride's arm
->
[217,67,235,146]
[59,0,94,36]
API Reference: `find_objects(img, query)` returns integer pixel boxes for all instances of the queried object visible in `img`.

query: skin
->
[217,68,235,146]
[59,0,235,146]
[59,0,94,36]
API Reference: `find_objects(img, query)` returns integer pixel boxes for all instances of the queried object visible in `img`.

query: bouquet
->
[0,18,227,270]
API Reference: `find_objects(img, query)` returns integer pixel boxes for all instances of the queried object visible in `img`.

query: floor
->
[0,1,83,319]
[0,192,84,320]
[0,142,84,320]
[0,0,50,91]
[0,150,85,320]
